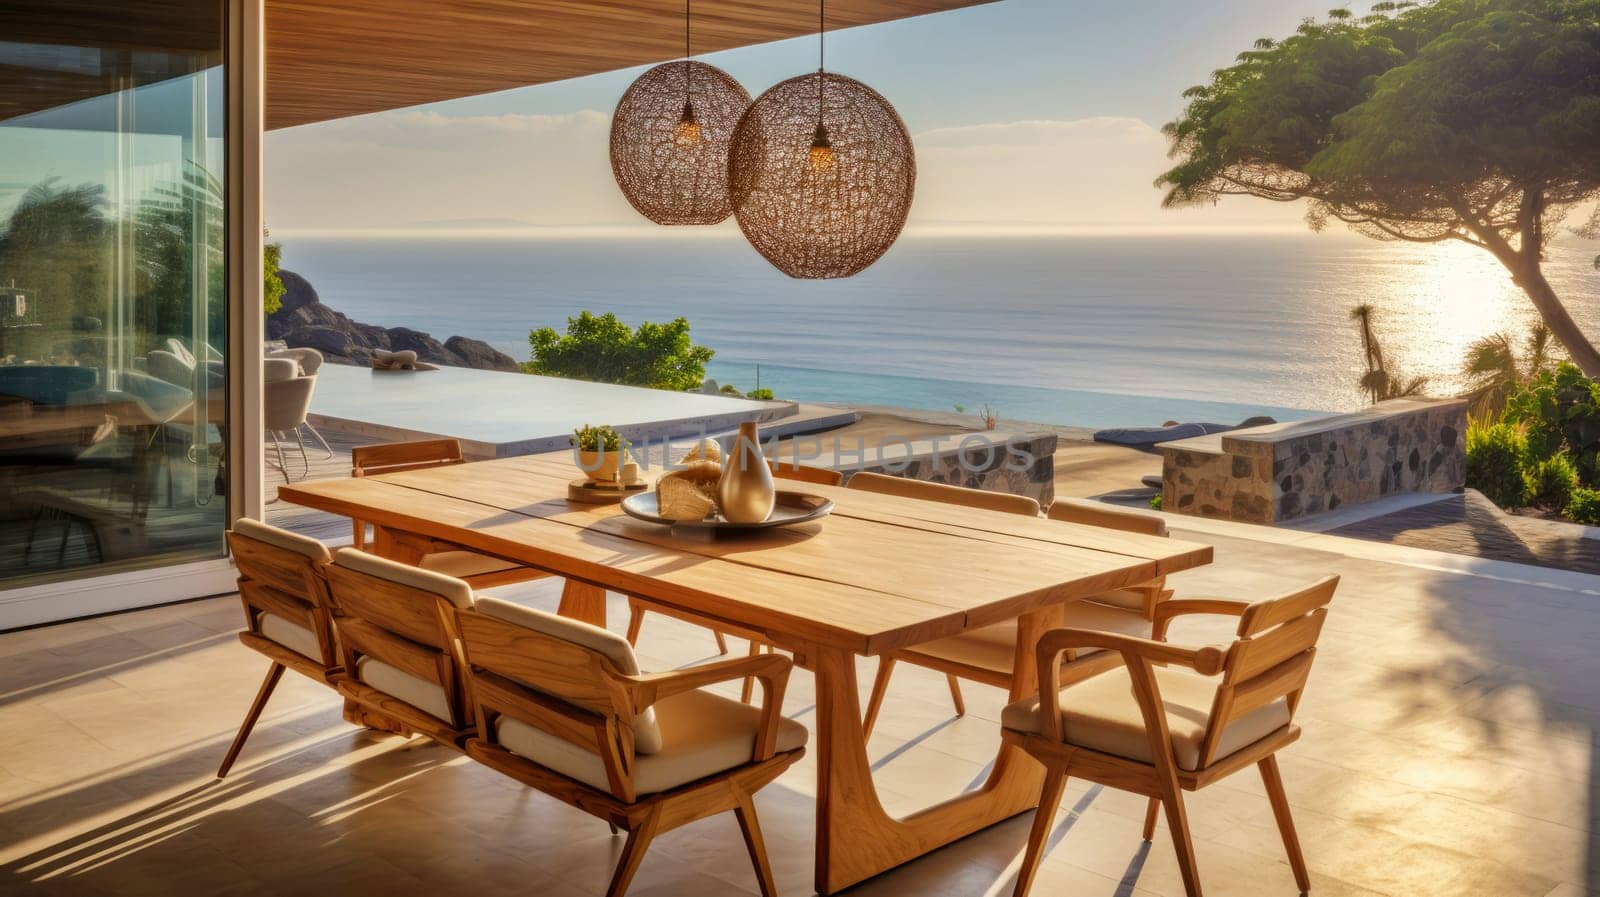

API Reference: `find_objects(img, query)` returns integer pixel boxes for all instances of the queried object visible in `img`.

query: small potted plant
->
[571,424,631,484]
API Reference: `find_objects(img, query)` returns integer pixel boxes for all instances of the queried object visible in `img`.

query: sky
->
[264,0,1336,236]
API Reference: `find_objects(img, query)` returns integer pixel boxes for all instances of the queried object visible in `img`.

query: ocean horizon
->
[275,230,1600,430]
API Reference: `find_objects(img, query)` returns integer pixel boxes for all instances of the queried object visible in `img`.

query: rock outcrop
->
[266,270,520,372]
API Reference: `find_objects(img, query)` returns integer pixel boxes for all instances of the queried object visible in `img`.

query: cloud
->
[267,110,1304,233]
[267,108,633,230]
[909,117,1303,230]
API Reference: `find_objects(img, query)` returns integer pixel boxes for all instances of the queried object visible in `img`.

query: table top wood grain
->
[278,452,1213,656]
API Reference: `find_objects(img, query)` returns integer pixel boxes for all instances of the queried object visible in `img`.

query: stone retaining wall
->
[1160,398,1467,524]
[784,431,1058,508]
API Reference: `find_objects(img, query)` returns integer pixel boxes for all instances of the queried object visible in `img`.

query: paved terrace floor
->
[3,515,1598,897]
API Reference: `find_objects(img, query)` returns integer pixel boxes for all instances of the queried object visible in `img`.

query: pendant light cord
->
[817,0,826,122]
[684,0,691,98]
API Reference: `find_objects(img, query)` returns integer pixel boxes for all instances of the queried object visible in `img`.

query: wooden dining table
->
[277,450,1214,894]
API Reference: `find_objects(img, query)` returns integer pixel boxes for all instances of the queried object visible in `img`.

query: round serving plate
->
[621,490,833,530]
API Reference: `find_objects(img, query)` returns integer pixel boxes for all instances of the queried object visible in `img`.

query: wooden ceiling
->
[265,0,997,130]
[1,1,996,129]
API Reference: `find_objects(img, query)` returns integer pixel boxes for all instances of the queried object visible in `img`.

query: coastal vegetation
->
[1466,362,1600,522]
[1349,304,1429,403]
[264,233,285,315]
[525,311,714,391]
[1159,0,1600,378]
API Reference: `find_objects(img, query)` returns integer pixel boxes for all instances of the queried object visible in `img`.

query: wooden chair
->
[218,518,341,778]
[625,461,844,698]
[845,470,1039,516]
[1047,498,1175,619]
[351,438,547,588]
[1005,575,1340,897]
[323,548,480,746]
[456,595,808,896]
[859,490,1177,737]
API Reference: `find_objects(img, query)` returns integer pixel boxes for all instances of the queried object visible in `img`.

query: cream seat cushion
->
[909,600,1153,675]
[496,687,809,796]
[258,612,321,660]
[420,550,524,580]
[1001,665,1290,772]
[473,597,662,753]
[233,517,332,564]
[332,547,475,609]
[356,656,453,722]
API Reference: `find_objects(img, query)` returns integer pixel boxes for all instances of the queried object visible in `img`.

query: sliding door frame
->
[0,0,261,631]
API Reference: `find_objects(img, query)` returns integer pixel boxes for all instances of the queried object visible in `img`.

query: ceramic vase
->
[719,421,775,523]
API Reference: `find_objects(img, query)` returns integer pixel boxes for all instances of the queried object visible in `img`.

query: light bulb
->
[674,100,701,147]
[809,123,835,172]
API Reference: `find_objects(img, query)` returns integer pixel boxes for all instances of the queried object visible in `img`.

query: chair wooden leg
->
[217,661,285,778]
[625,601,645,647]
[713,630,729,655]
[733,788,778,897]
[861,656,897,740]
[1142,797,1160,841]
[1160,783,1203,897]
[1259,754,1310,893]
[741,640,764,704]
[606,805,661,897]
[1013,765,1070,897]
[946,674,967,717]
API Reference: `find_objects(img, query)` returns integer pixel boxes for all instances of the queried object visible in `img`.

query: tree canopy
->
[1159,0,1600,376]
[525,311,714,391]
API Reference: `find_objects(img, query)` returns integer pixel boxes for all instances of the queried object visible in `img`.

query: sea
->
[274,230,1600,430]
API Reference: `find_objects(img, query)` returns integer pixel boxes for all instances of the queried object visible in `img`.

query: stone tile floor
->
[3,520,1599,897]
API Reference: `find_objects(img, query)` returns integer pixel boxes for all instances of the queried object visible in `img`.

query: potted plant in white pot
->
[571,424,632,484]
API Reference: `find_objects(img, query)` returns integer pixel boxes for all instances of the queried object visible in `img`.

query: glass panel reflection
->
[0,4,227,588]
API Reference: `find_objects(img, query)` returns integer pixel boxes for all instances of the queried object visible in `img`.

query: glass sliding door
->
[0,1,229,593]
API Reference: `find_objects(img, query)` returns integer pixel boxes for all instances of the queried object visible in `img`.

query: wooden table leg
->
[557,579,608,628]
[808,604,1065,894]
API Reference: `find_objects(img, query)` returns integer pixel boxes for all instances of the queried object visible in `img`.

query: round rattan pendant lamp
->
[610,0,752,225]
[727,0,916,279]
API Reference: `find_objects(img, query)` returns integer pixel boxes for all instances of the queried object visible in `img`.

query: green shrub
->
[1503,362,1600,483]
[1525,454,1579,511]
[748,387,775,401]
[1567,488,1600,526]
[1465,420,1528,509]
[526,311,714,391]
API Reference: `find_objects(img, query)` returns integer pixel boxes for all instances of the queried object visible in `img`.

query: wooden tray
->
[567,477,649,504]
[620,490,833,529]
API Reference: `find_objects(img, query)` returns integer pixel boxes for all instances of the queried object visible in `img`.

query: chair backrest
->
[227,518,337,669]
[847,470,1040,516]
[1197,575,1338,767]
[1048,497,1167,537]
[262,373,315,429]
[262,357,299,382]
[348,439,466,549]
[352,438,465,477]
[323,548,476,729]
[456,596,655,801]
[771,460,845,487]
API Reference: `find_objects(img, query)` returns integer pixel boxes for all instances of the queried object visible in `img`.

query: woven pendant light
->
[610,0,751,225]
[728,0,915,279]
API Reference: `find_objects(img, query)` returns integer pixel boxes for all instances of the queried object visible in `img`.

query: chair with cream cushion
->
[218,518,339,777]
[1006,575,1339,897]
[323,548,478,745]
[853,475,1177,738]
[350,438,550,588]
[457,595,807,897]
